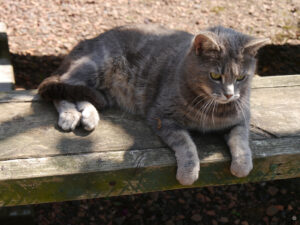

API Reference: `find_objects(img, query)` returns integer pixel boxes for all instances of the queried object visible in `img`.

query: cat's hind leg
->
[76,101,100,131]
[54,100,100,131]
[39,55,109,131]
[54,100,81,131]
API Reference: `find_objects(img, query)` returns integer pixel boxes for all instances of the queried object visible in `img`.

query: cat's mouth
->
[211,94,238,104]
[215,99,235,104]
[215,95,241,104]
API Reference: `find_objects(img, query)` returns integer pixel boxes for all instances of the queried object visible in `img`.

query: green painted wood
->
[0,136,300,206]
[0,75,299,206]
[1,137,300,207]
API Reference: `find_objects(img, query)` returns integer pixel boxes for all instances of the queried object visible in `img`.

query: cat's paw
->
[58,110,81,131]
[80,103,99,131]
[230,155,253,177]
[176,160,200,185]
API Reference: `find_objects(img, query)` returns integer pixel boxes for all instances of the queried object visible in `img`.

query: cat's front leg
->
[148,118,200,185]
[226,123,253,177]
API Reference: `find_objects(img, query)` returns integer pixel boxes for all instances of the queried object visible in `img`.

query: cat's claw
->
[80,103,100,131]
[230,156,253,177]
[176,160,200,185]
[58,110,81,131]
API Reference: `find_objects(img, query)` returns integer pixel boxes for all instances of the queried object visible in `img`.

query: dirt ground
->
[0,0,300,225]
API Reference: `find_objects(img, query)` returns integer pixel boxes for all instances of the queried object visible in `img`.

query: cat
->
[38,24,269,185]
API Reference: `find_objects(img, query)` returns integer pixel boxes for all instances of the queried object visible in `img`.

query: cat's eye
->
[236,74,246,81]
[210,72,222,81]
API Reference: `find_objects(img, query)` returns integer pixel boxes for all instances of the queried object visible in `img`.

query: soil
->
[0,1,299,225]
[32,179,300,225]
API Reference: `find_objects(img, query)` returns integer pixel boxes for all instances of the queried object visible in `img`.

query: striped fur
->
[38,25,269,185]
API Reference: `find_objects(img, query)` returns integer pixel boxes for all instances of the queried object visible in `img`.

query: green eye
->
[210,72,222,80]
[236,74,246,81]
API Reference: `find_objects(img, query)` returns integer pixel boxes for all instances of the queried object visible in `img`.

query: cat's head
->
[183,26,270,104]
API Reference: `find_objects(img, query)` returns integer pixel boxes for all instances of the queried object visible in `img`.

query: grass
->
[210,6,226,14]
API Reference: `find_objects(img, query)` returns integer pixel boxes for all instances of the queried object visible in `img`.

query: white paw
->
[58,110,81,131]
[80,104,99,131]
[230,156,253,177]
[176,160,200,185]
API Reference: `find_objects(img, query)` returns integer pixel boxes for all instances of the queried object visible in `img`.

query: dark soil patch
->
[32,179,300,225]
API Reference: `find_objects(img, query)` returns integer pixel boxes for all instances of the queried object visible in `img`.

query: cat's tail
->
[38,75,105,110]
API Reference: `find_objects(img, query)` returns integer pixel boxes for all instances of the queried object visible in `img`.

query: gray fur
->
[38,24,269,185]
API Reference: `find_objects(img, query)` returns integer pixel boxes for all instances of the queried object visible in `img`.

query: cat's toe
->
[176,160,200,185]
[58,110,81,131]
[81,105,99,131]
[230,157,253,177]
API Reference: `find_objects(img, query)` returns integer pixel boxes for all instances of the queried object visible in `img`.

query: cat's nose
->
[225,94,233,99]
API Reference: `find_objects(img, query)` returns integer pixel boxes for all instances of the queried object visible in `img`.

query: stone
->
[267,186,279,196]
[266,205,279,216]
[206,210,216,216]
[191,214,202,222]
[166,220,175,225]
[234,219,240,224]
[212,219,218,225]
[275,205,284,211]
[219,217,229,223]
[280,188,287,194]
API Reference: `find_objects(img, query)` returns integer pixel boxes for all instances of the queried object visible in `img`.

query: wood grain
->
[0,75,299,206]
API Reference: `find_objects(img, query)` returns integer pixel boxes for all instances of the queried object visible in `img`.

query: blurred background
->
[0,0,299,224]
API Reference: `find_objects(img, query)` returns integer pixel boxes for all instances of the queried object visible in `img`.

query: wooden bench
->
[0,75,300,207]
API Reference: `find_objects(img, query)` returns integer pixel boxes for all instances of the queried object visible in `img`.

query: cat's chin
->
[215,99,236,104]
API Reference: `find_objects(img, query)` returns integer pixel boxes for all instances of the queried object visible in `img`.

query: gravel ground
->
[0,0,299,89]
[33,179,300,225]
[0,1,299,224]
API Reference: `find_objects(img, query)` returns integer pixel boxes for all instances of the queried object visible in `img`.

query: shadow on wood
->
[0,75,300,206]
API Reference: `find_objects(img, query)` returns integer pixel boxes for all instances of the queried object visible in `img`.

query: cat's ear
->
[193,32,220,55]
[243,38,270,56]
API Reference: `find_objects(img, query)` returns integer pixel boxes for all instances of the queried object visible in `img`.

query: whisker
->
[211,98,217,125]
[236,100,246,121]
[193,96,209,109]
[183,94,207,118]
[200,98,214,128]
[238,97,250,110]
[196,99,209,123]
[192,96,209,120]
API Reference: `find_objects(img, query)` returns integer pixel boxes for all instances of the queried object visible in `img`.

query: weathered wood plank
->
[251,75,300,88]
[1,137,299,181]
[0,137,299,206]
[251,86,300,137]
[0,75,299,206]
[0,86,299,160]
[0,103,165,160]
[0,90,38,103]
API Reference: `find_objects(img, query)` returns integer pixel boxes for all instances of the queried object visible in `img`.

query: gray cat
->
[38,24,269,185]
